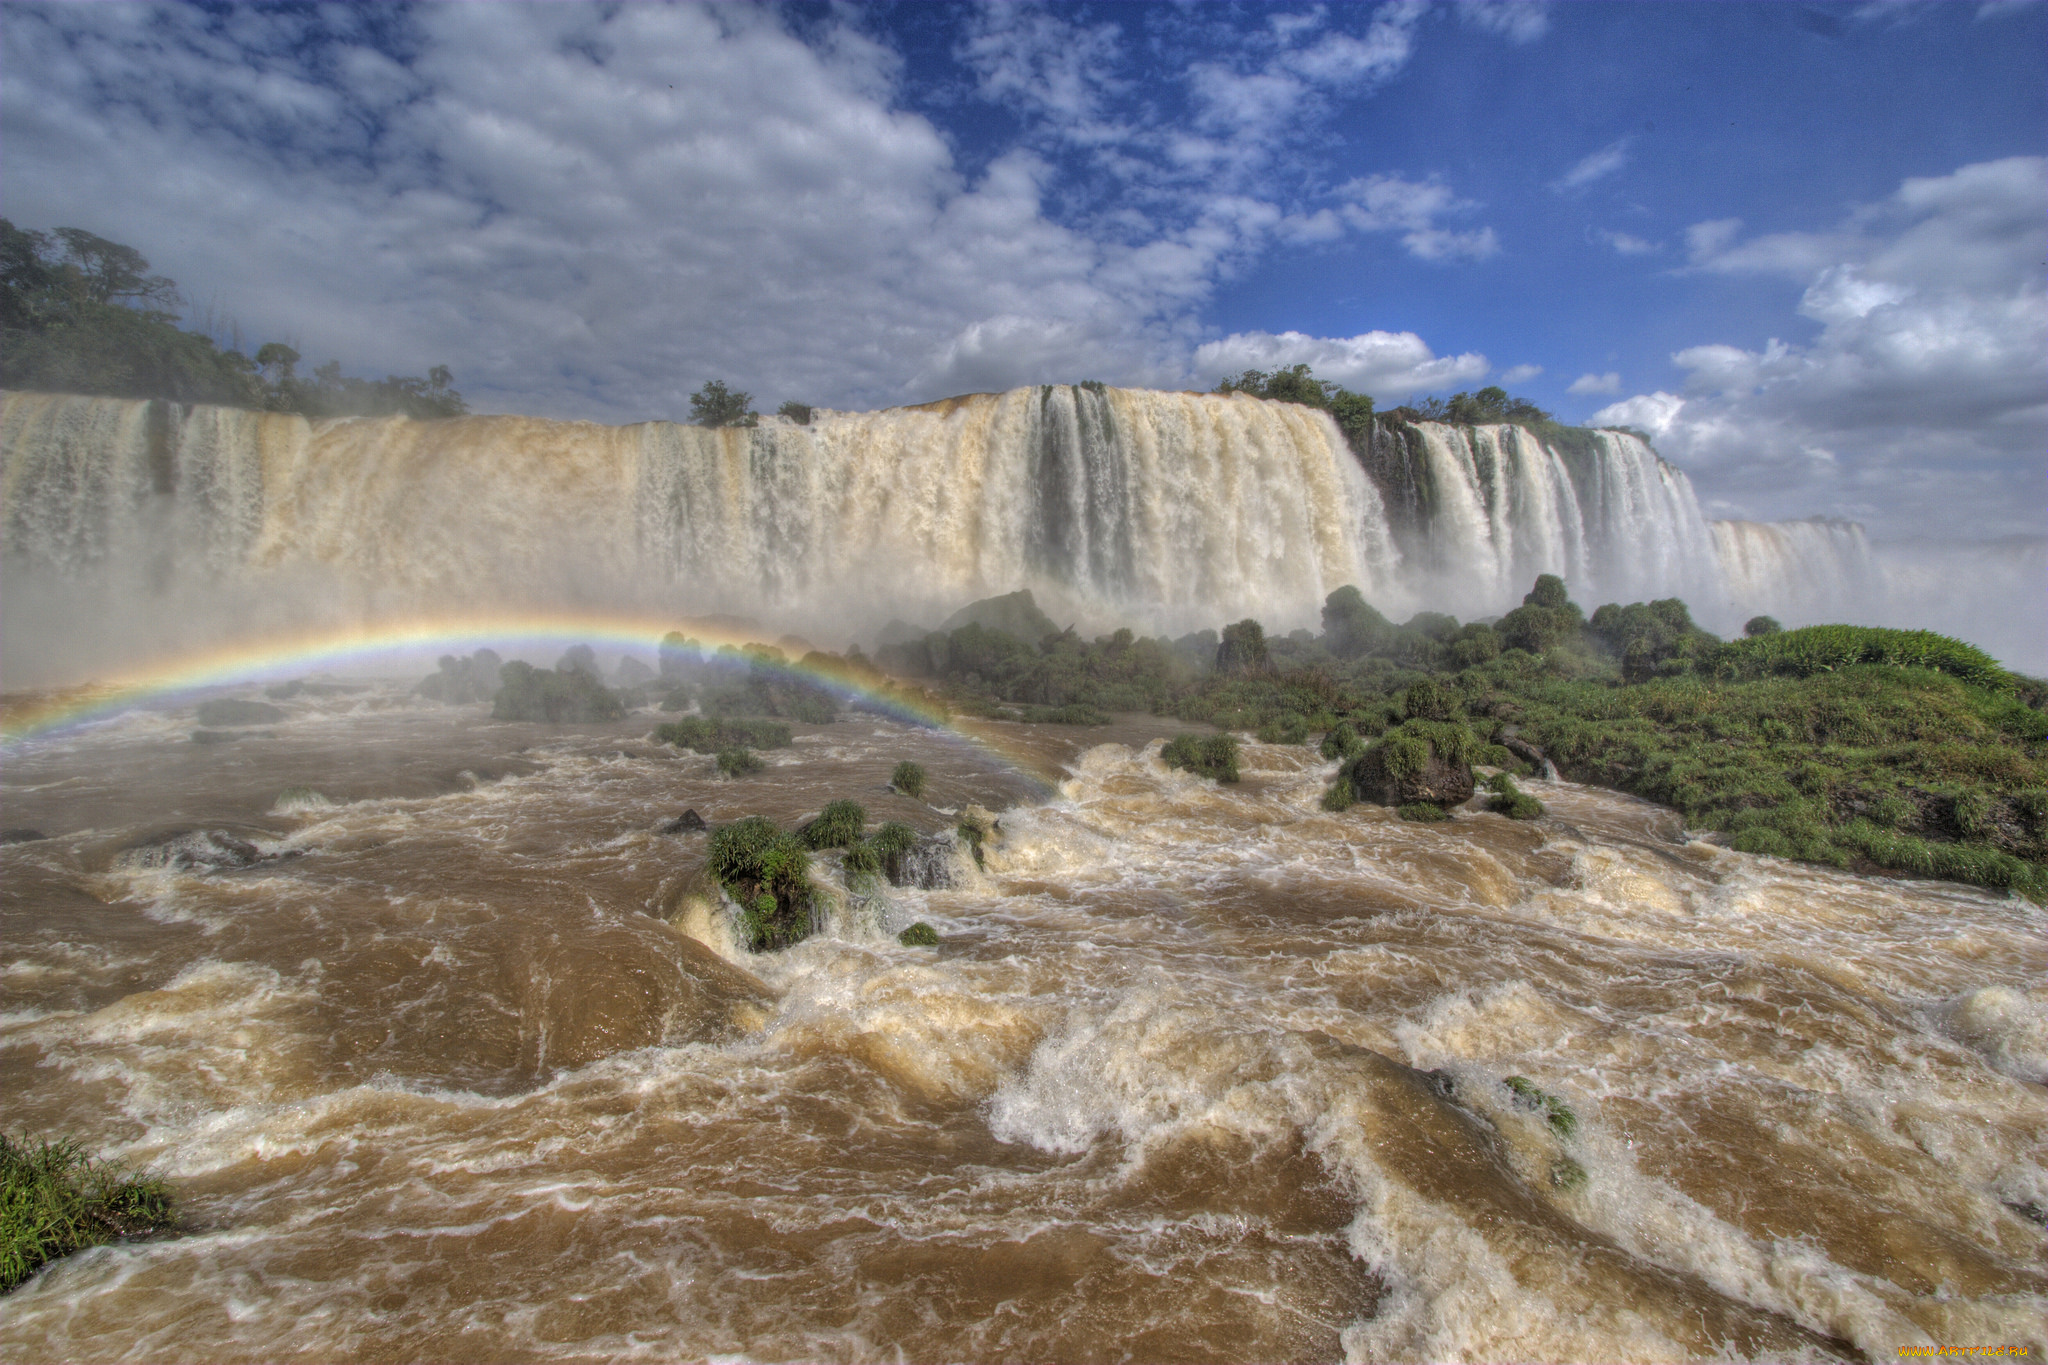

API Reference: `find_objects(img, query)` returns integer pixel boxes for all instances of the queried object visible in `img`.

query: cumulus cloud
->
[1456,2,1554,44]
[1596,157,2047,541]
[1192,330,1489,400]
[1567,371,1622,395]
[1551,138,1632,193]
[1335,175,1501,261]
[1499,363,1543,385]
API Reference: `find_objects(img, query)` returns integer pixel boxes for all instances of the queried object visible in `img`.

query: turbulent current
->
[2,692,2044,1361]
[0,386,1907,688]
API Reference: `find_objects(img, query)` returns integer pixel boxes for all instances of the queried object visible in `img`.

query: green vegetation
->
[1162,732,1241,783]
[1484,772,1545,821]
[655,717,793,753]
[716,748,765,779]
[890,760,927,800]
[777,400,814,425]
[706,817,814,950]
[689,379,757,428]
[2,220,464,417]
[491,661,626,723]
[1398,802,1451,823]
[1213,362,1375,450]
[802,800,867,850]
[3,1133,173,1293]
[897,922,940,947]
[1505,1076,1580,1140]
[956,811,992,870]
[863,570,2045,900]
[845,821,921,880]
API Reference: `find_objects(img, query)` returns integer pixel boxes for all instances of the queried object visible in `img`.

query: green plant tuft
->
[716,747,765,778]
[890,760,927,800]
[657,717,792,753]
[1397,802,1451,823]
[1505,1075,1579,1139]
[1483,771,1545,820]
[3,1133,174,1293]
[803,800,867,850]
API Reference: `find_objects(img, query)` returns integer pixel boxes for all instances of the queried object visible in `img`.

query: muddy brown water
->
[1,687,2042,1362]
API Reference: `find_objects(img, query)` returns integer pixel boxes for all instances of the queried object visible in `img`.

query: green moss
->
[890,761,927,800]
[1549,1156,1588,1192]
[1483,772,1545,820]
[897,922,940,947]
[1505,1076,1579,1139]
[1162,732,1241,782]
[3,1133,174,1293]
[1397,802,1451,823]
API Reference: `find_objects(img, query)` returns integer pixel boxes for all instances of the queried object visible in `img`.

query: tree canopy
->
[1213,363,1374,450]
[690,379,757,428]
[1,219,465,418]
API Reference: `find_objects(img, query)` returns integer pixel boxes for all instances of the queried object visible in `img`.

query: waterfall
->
[4,385,1948,683]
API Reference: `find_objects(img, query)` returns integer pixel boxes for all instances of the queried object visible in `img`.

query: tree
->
[1744,615,1783,638]
[691,379,757,428]
[1321,586,1392,659]
[1216,619,1269,674]
[777,400,814,425]
[1215,363,1374,450]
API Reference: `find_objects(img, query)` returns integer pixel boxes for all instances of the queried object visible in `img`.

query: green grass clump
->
[1505,1075,1579,1139]
[802,800,867,850]
[1256,713,1313,745]
[1711,625,2008,689]
[956,812,991,870]
[897,922,940,947]
[1397,802,1451,823]
[890,761,927,800]
[3,1134,174,1293]
[1319,721,1366,762]
[716,748,765,778]
[1162,732,1241,783]
[1483,772,1545,820]
[707,817,814,950]
[657,717,793,753]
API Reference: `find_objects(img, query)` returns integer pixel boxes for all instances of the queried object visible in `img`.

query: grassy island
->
[3,1134,174,1293]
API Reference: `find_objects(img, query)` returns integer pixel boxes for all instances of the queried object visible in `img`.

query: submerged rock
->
[660,809,708,834]
[116,828,267,871]
[1,828,48,844]
[882,832,960,890]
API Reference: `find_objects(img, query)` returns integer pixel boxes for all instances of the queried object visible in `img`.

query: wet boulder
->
[883,832,960,890]
[660,809,708,834]
[1333,720,1476,813]
[115,828,268,871]
[1,828,47,844]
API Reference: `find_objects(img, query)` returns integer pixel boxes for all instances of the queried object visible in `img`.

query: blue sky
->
[2,1,2043,539]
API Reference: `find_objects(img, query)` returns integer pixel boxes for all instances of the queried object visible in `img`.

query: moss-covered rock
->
[897,922,940,947]
[1484,771,1545,820]
[1339,720,1476,809]
[707,816,815,951]
[1161,732,1240,782]
[801,800,866,850]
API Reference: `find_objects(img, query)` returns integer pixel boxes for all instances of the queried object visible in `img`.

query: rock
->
[897,922,940,947]
[116,828,266,871]
[1349,744,1475,808]
[195,698,286,727]
[660,809,708,834]
[1498,730,1556,779]
[883,832,959,889]
[1,828,47,844]
[940,589,1057,643]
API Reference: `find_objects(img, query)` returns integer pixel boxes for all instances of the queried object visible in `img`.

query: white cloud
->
[1337,175,1501,261]
[1499,363,1543,385]
[1600,157,2047,540]
[1596,228,1658,255]
[1551,138,1631,193]
[1456,2,1554,44]
[1567,371,1621,395]
[1192,330,1489,400]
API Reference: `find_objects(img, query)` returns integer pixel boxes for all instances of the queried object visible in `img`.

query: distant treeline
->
[0,220,465,419]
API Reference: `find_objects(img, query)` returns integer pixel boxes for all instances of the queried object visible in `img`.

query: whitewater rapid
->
[0,691,2041,1361]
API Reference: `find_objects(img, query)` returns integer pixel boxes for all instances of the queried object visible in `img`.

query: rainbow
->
[0,611,1036,770]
